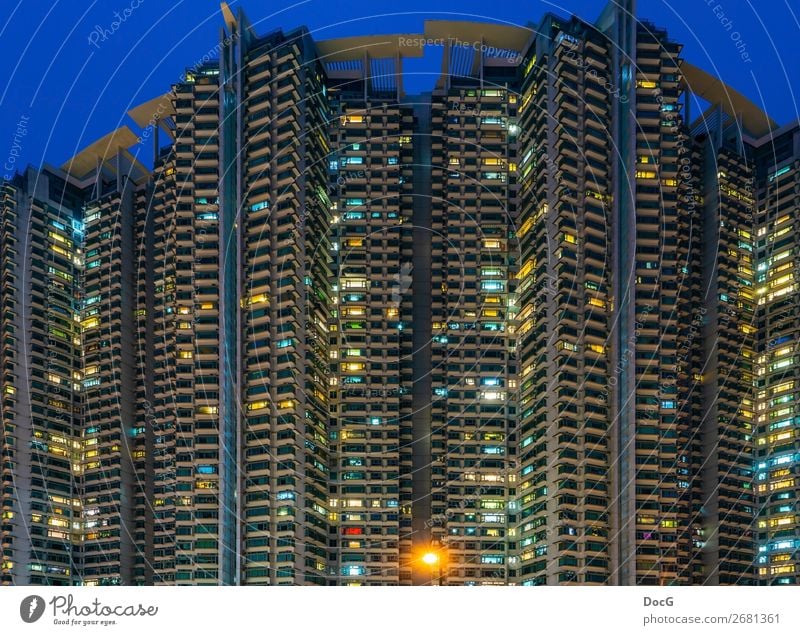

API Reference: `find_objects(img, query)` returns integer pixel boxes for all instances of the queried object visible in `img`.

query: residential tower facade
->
[1,1,794,587]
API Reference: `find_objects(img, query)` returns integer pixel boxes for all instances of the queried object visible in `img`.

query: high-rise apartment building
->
[685,119,756,585]
[80,144,152,587]
[515,12,618,586]
[426,40,521,585]
[750,122,800,586]
[142,21,335,586]
[2,0,795,586]
[323,42,416,585]
[1,167,86,585]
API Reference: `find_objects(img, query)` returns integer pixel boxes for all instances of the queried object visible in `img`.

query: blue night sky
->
[1,0,798,172]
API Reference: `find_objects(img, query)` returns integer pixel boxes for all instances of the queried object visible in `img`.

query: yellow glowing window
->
[587,344,605,354]
[772,346,792,364]
[770,479,794,491]
[177,350,193,359]
[562,233,577,244]
[483,309,499,317]
[48,231,71,246]
[521,364,534,378]
[588,297,606,308]
[346,238,364,247]
[342,279,366,289]
[342,307,365,317]
[772,381,794,394]
[772,249,792,263]
[518,258,534,279]
[483,157,502,166]
[772,226,791,240]
[399,135,412,145]
[247,293,269,306]
[81,317,100,329]
[278,399,294,409]
[635,170,657,179]
[178,321,192,330]
[196,481,217,489]
[739,324,756,334]
[178,306,191,315]
[4,385,16,395]
[769,273,793,288]
[769,516,793,527]
[636,80,658,89]
[343,362,365,371]
[768,285,796,301]
[483,239,501,249]
[386,308,399,317]
[197,406,218,415]
[660,520,677,528]
[535,202,549,220]
[200,302,215,310]
[247,401,269,411]
[662,179,678,187]
[518,217,534,238]
[769,431,793,444]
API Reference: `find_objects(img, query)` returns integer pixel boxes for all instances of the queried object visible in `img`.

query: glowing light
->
[422,552,439,566]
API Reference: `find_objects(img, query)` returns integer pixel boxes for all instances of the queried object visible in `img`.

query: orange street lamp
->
[421,551,439,566]
[420,543,446,586]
